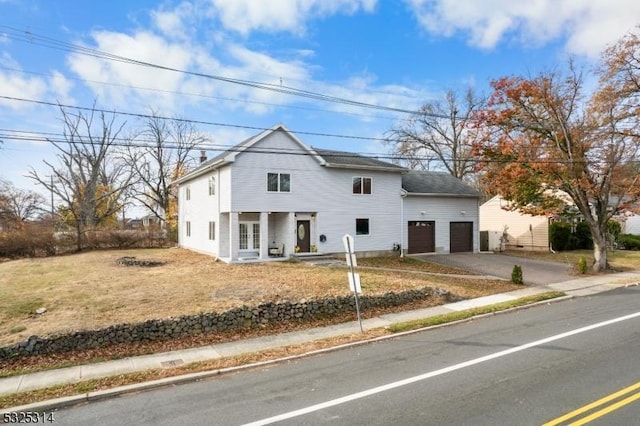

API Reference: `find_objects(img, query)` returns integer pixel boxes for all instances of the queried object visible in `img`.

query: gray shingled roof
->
[313,148,406,171]
[402,170,480,197]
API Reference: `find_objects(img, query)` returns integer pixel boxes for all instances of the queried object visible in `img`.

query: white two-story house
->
[174,125,480,262]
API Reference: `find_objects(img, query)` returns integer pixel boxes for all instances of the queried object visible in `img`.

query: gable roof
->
[402,170,480,197]
[313,148,406,172]
[174,125,405,184]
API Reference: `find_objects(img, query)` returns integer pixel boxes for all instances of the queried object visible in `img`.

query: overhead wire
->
[0,25,434,116]
[0,65,402,122]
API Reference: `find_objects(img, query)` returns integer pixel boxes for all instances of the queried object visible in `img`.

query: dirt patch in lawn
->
[0,249,518,348]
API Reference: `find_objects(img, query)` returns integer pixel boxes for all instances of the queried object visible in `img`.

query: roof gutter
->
[172,159,228,185]
[404,192,480,198]
[323,163,406,173]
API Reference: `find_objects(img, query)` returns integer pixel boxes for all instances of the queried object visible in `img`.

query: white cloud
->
[0,64,47,110]
[67,30,194,110]
[208,0,377,35]
[48,70,73,102]
[151,2,195,40]
[405,0,640,57]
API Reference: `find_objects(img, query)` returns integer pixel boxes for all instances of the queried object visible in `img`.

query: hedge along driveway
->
[412,253,574,286]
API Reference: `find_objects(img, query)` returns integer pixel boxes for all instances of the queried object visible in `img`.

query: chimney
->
[199,150,207,163]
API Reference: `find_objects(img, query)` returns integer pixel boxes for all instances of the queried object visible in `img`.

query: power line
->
[0,127,604,166]
[0,65,401,122]
[0,95,391,142]
[1,26,429,116]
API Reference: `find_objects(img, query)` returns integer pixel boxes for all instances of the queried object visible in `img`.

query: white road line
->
[243,311,640,426]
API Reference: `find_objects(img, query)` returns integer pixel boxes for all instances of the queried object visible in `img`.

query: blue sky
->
[1,0,639,210]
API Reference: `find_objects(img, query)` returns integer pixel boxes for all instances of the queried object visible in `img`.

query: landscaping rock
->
[0,286,464,360]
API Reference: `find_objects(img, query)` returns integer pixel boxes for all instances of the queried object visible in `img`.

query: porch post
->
[229,212,239,261]
[259,212,269,260]
[288,212,296,256]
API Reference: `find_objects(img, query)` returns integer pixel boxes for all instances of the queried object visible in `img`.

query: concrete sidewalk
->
[2,271,639,406]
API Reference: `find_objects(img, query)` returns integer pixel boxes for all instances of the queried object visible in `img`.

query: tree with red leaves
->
[476,31,640,272]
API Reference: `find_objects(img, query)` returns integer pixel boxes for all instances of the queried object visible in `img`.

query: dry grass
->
[503,249,640,271]
[0,248,518,347]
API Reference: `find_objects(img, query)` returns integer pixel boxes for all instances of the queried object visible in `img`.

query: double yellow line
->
[543,380,640,425]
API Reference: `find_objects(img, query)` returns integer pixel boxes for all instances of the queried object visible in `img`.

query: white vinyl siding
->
[404,196,479,253]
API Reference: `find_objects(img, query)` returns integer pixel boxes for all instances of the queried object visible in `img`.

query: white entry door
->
[239,222,260,251]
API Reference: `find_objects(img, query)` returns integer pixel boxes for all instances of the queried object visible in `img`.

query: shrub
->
[577,256,588,274]
[607,220,622,243]
[619,234,640,250]
[550,222,572,251]
[573,222,593,250]
[511,264,523,284]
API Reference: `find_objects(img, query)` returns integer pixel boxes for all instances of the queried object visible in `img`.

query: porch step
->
[291,253,342,264]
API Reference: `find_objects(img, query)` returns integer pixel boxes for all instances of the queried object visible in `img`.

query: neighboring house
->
[174,125,480,262]
[480,195,550,251]
[621,213,640,235]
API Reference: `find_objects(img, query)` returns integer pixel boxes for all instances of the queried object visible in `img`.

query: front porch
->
[218,211,319,263]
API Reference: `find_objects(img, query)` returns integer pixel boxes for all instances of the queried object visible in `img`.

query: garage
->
[408,221,435,254]
[450,221,473,253]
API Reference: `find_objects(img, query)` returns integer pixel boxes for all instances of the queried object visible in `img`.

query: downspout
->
[400,189,407,258]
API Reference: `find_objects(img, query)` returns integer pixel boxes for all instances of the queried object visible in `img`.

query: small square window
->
[356,218,370,235]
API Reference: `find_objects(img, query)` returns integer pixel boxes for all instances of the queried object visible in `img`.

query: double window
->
[353,177,372,194]
[267,173,291,192]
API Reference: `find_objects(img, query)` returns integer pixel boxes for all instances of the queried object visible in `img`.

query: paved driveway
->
[411,253,573,286]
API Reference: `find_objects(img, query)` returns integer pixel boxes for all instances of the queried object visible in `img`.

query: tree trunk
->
[591,230,608,272]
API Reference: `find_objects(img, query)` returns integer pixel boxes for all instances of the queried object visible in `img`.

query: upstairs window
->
[267,173,291,192]
[353,177,372,194]
[208,176,216,196]
[186,186,191,201]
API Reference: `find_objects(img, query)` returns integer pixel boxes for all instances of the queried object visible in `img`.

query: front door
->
[296,220,311,253]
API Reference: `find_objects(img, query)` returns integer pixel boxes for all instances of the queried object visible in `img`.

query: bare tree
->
[28,105,134,250]
[0,179,45,228]
[387,88,485,181]
[125,113,207,228]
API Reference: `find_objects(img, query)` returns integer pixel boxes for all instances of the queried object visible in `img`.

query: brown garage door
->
[408,221,435,254]
[450,222,473,253]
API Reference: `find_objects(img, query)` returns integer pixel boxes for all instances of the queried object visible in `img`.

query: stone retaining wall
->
[0,287,463,360]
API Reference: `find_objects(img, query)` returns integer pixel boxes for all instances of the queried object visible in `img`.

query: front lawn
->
[0,249,518,347]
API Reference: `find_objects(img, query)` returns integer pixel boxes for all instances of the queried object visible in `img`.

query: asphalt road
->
[55,287,640,425]
[415,252,573,285]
